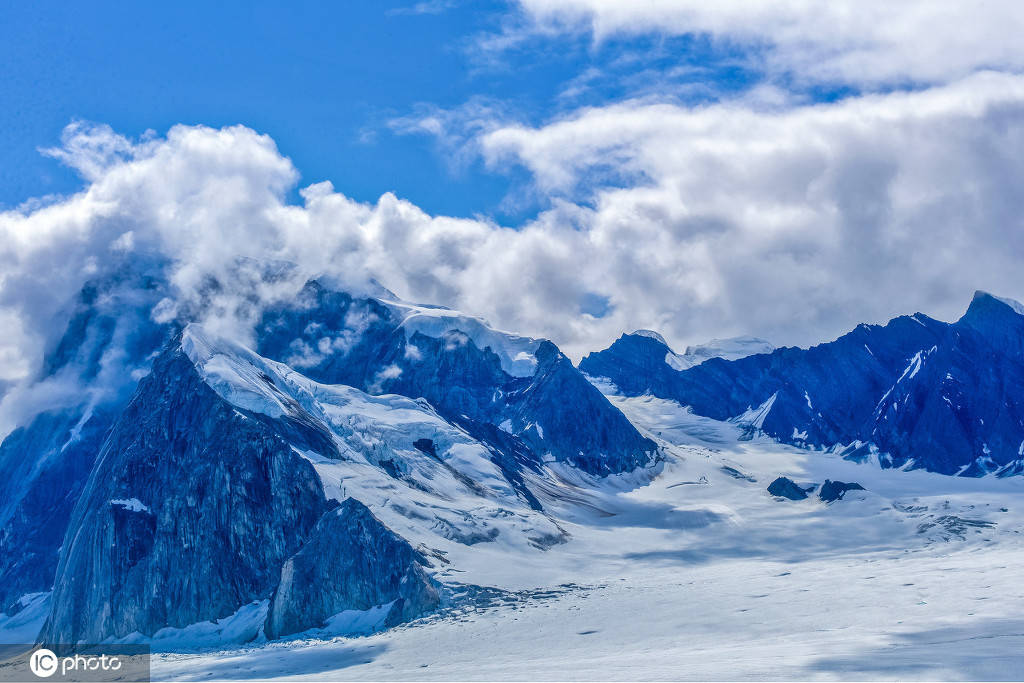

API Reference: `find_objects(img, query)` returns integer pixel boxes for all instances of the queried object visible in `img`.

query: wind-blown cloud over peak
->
[2,123,299,346]
[0,124,523,403]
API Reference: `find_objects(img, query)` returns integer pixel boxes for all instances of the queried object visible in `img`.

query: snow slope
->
[151,391,1024,681]
[670,335,775,370]
[382,299,543,377]
[183,324,565,558]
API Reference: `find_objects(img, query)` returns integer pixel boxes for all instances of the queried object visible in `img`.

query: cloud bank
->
[2,70,1024,400]
[513,0,1024,87]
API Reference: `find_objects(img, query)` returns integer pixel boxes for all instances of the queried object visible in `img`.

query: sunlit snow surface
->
[665,335,775,371]
[181,324,564,556]
[381,298,542,377]
[148,385,1024,681]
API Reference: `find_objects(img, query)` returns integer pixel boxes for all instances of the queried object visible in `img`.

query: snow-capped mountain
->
[0,269,655,643]
[43,323,521,642]
[580,331,774,394]
[5,263,1024,659]
[35,319,604,642]
[581,291,1024,476]
[255,280,655,476]
[626,331,775,372]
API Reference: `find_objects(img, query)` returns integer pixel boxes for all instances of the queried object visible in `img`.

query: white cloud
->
[472,71,1024,350]
[513,0,1024,87]
[388,98,511,174]
[0,310,31,381]
[3,72,1024,436]
[368,363,403,394]
[394,71,1024,357]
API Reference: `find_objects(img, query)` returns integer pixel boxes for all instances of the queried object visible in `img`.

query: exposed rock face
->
[39,346,331,644]
[767,477,809,501]
[265,498,439,639]
[257,280,656,476]
[0,410,110,611]
[818,480,865,502]
[581,292,1024,476]
[580,333,686,397]
[870,294,1024,476]
[0,269,172,613]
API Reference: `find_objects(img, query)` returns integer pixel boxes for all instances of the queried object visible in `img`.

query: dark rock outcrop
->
[818,480,865,502]
[767,477,809,501]
[39,344,332,643]
[265,498,439,639]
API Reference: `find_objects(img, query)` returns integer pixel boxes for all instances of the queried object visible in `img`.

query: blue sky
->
[3,0,1024,370]
[0,0,762,222]
[2,1,504,215]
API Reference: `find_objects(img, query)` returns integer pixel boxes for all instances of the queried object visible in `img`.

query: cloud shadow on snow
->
[802,618,1024,680]
[160,642,390,681]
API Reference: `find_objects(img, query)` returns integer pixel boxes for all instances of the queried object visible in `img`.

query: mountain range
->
[1,266,1022,646]
[581,290,1024,476]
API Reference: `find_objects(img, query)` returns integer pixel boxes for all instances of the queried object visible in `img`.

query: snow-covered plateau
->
[149,394,1024,681]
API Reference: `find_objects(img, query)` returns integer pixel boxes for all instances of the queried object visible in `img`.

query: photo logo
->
[0,643,149,682]
[28,649,58,678]
[22,648,131,680]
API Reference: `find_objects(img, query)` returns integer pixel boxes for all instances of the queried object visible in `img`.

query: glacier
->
[2,269,1024,679]
[147,392,1024,680]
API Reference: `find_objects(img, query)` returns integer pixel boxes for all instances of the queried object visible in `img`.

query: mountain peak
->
[180,322,258,373]
[970,290,1024,317]
[629,329,669,346]
[180,323,299,420]
[955,290,1024,357]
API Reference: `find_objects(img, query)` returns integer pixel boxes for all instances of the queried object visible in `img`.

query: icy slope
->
[152,392,1024,681]
[183,323,565,554]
